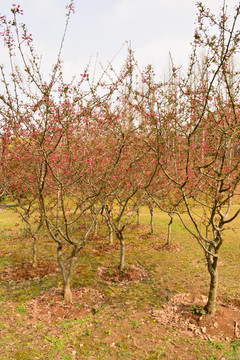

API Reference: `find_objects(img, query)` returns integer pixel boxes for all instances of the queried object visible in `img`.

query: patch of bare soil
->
[140,232,161,240]
[153,243,181,252]
[129,224,150,231]
[0,260,60,281]
[92,243,119,254]
[151,293,240,341]
[97,264,148,284]
[28,287,105,322]
[92,242,135,254]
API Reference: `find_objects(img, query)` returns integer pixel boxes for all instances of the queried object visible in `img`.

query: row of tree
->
[0,1,240,313]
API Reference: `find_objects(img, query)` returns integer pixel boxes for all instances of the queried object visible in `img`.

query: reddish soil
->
[140,232,161,241]
[2,261,239,342]
[97,264,149,283]
[92,242,135,254]
[0,260,60,281]
[153,243,181,252]
[27,287,105,322]
[151,293,240,341]
[129,224,151,231]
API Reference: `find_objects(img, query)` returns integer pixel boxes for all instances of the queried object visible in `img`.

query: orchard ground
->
[0,205,240,360]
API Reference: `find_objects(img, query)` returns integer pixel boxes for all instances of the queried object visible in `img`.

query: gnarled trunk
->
[57,244,75,303]
[205,252,218,314]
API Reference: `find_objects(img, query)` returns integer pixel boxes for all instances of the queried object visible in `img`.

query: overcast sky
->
[0,0,239,82]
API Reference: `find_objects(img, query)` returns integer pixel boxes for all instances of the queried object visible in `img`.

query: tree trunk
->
[117,232,125,270]
[105,206,113,245]
[94,218,98,236]
[150,208,154,234]
[63,281,72,302]
[32,237,37,268]
[205,257,218,314]
[166,213,173,246]
[108,221,114,245]
[57,244,74,303]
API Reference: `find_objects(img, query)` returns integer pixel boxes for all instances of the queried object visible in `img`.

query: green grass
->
[0,205,239,359]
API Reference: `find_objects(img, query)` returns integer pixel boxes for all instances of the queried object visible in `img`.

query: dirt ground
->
[2,262,240,343]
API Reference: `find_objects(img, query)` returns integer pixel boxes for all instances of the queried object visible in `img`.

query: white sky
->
[0,0,239,82]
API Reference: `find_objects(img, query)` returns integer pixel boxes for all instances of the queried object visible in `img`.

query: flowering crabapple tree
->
[0,1,155,300]
[132,61,184,245]
[101,96,158,269]
[103,151,153,271]
[77,52,157,270]
[2,138,43,267]
[0,0,75,196]
[37,116,108,302]
[36,73,158,301]
[149,1,240,314]
[0,1,106,302]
